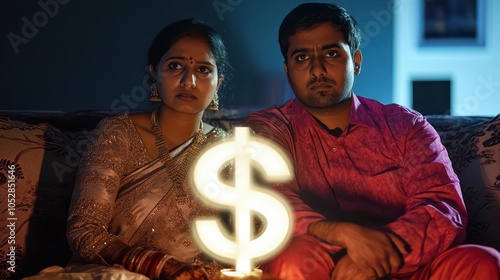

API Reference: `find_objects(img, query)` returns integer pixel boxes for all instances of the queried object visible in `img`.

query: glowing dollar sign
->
[192,127,293,274]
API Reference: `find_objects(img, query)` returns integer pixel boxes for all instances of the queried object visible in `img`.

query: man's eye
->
[325,51,339,58]
[295,54,309,62]
[168,62,183,70]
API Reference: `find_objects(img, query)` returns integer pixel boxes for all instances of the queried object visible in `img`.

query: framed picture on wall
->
[420,0,486,46]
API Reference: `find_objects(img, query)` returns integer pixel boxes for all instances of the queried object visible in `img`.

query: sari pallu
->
[64,115,227,278]
[111,156,222,268]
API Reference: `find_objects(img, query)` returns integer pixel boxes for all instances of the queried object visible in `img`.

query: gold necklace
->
[150,110,207,204]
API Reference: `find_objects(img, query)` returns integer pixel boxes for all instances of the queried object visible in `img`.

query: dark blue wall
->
[1,0,394,112]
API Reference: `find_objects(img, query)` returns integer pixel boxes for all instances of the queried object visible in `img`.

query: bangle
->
[126,247,143,271]
[154,254,173,280]
[120,247,134,267]
[135,250,154,274]
[147,252,164,278]
[142,251,160,276]
[143,252,159,277]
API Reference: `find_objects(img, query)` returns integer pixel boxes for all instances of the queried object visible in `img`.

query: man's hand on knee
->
[309,221,409,279]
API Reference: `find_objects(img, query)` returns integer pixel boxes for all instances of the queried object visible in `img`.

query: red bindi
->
[189,57,193,64]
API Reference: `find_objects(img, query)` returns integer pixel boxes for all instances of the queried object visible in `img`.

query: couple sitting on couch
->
[26,3,500,280]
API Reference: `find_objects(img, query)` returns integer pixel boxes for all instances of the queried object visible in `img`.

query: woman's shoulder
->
[127,112,152,131]
[87,113,150,162]
[205,125,229,141]
[92,114,124,131]
[207,126,229,138]
[91,113,148,146]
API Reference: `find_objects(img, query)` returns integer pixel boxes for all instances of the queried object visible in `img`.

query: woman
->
[27,18,231,280]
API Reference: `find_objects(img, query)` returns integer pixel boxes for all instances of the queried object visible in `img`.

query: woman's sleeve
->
[66,116,132,264]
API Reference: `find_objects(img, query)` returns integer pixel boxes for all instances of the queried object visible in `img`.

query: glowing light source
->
[192,127,293,277]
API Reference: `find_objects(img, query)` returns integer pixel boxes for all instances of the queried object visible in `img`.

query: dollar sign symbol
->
[192,127,293,273]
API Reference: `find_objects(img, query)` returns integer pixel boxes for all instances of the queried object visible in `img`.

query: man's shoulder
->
[358,95,424,124]
[246,100,295,123]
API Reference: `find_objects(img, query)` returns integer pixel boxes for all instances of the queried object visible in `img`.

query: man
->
[244,3,500,279]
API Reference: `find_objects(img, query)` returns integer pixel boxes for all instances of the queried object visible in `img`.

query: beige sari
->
[24,114,229,279]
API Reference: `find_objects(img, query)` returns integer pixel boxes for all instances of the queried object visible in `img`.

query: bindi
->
[189,57,193,64]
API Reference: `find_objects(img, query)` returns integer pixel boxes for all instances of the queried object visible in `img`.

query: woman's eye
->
[198,66,212,74]
[168,62,183,70]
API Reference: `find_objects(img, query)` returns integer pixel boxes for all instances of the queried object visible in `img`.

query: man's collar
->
[350,92,378,129]
[291,93,378,137]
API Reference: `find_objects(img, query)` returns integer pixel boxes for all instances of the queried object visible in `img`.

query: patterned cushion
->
[438,114,500,251]
[0,118,90,279]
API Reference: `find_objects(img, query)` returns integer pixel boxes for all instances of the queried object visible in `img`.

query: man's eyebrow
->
[289,48,311,58]
[289,43,342,57]
[321,43,342,50]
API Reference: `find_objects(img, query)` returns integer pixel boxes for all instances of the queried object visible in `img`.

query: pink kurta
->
[244,93,467,274]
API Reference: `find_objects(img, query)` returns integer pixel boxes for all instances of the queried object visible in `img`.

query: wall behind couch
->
[1,0,395,113]
[394,0,500,117]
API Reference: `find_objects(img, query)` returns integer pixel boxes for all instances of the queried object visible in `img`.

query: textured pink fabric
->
[409,244,500,280]
[244,94,469,274]
[260,235,334,280]
[262,236,500,280]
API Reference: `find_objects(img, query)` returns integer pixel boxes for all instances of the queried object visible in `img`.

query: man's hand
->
[309,221,409,279]
[331,255,376,280]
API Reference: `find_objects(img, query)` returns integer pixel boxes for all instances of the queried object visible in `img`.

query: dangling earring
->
[208,93,219,111]
[354,65,360,74]
[149,83,161,102]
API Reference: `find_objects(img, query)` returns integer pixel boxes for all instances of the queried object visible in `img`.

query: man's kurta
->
[243,93,467,272]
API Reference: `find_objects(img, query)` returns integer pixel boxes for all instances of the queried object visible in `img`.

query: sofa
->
[0,109,499,279]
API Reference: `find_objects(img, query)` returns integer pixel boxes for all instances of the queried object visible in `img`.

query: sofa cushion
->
[0,118,90,279]
[437,114,500,251]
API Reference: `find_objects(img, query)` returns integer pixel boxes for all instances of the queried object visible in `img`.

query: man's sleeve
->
[243,111,327,236]
[385,114,467,274]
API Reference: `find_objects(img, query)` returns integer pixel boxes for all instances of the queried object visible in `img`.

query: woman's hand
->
[171,265,209,280]
[161,258,209,280]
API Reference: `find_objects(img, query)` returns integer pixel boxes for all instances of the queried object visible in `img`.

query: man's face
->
[284,23,362,110]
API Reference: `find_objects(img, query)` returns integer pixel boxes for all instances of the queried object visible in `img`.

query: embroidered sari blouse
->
[67,114,228,270]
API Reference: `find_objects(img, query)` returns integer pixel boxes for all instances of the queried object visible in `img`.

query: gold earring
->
[208,93,219,111]
[149,83,161,102]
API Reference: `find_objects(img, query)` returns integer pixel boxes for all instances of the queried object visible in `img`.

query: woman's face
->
[153,36,222,114]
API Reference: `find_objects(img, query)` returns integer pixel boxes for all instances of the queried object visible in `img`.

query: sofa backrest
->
[0,110,499,279]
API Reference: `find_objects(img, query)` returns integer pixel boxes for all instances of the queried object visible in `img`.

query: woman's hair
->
[148,18,231,82]
[278,3,361,61]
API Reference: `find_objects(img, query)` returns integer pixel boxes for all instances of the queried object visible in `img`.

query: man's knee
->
[433,245,500,278]
[448,245,500,263]
[262,235,334,279]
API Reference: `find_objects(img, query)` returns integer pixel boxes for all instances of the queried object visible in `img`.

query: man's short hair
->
[278,3,362,61]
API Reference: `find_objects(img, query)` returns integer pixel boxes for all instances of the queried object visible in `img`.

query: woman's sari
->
[24,114,229,279]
